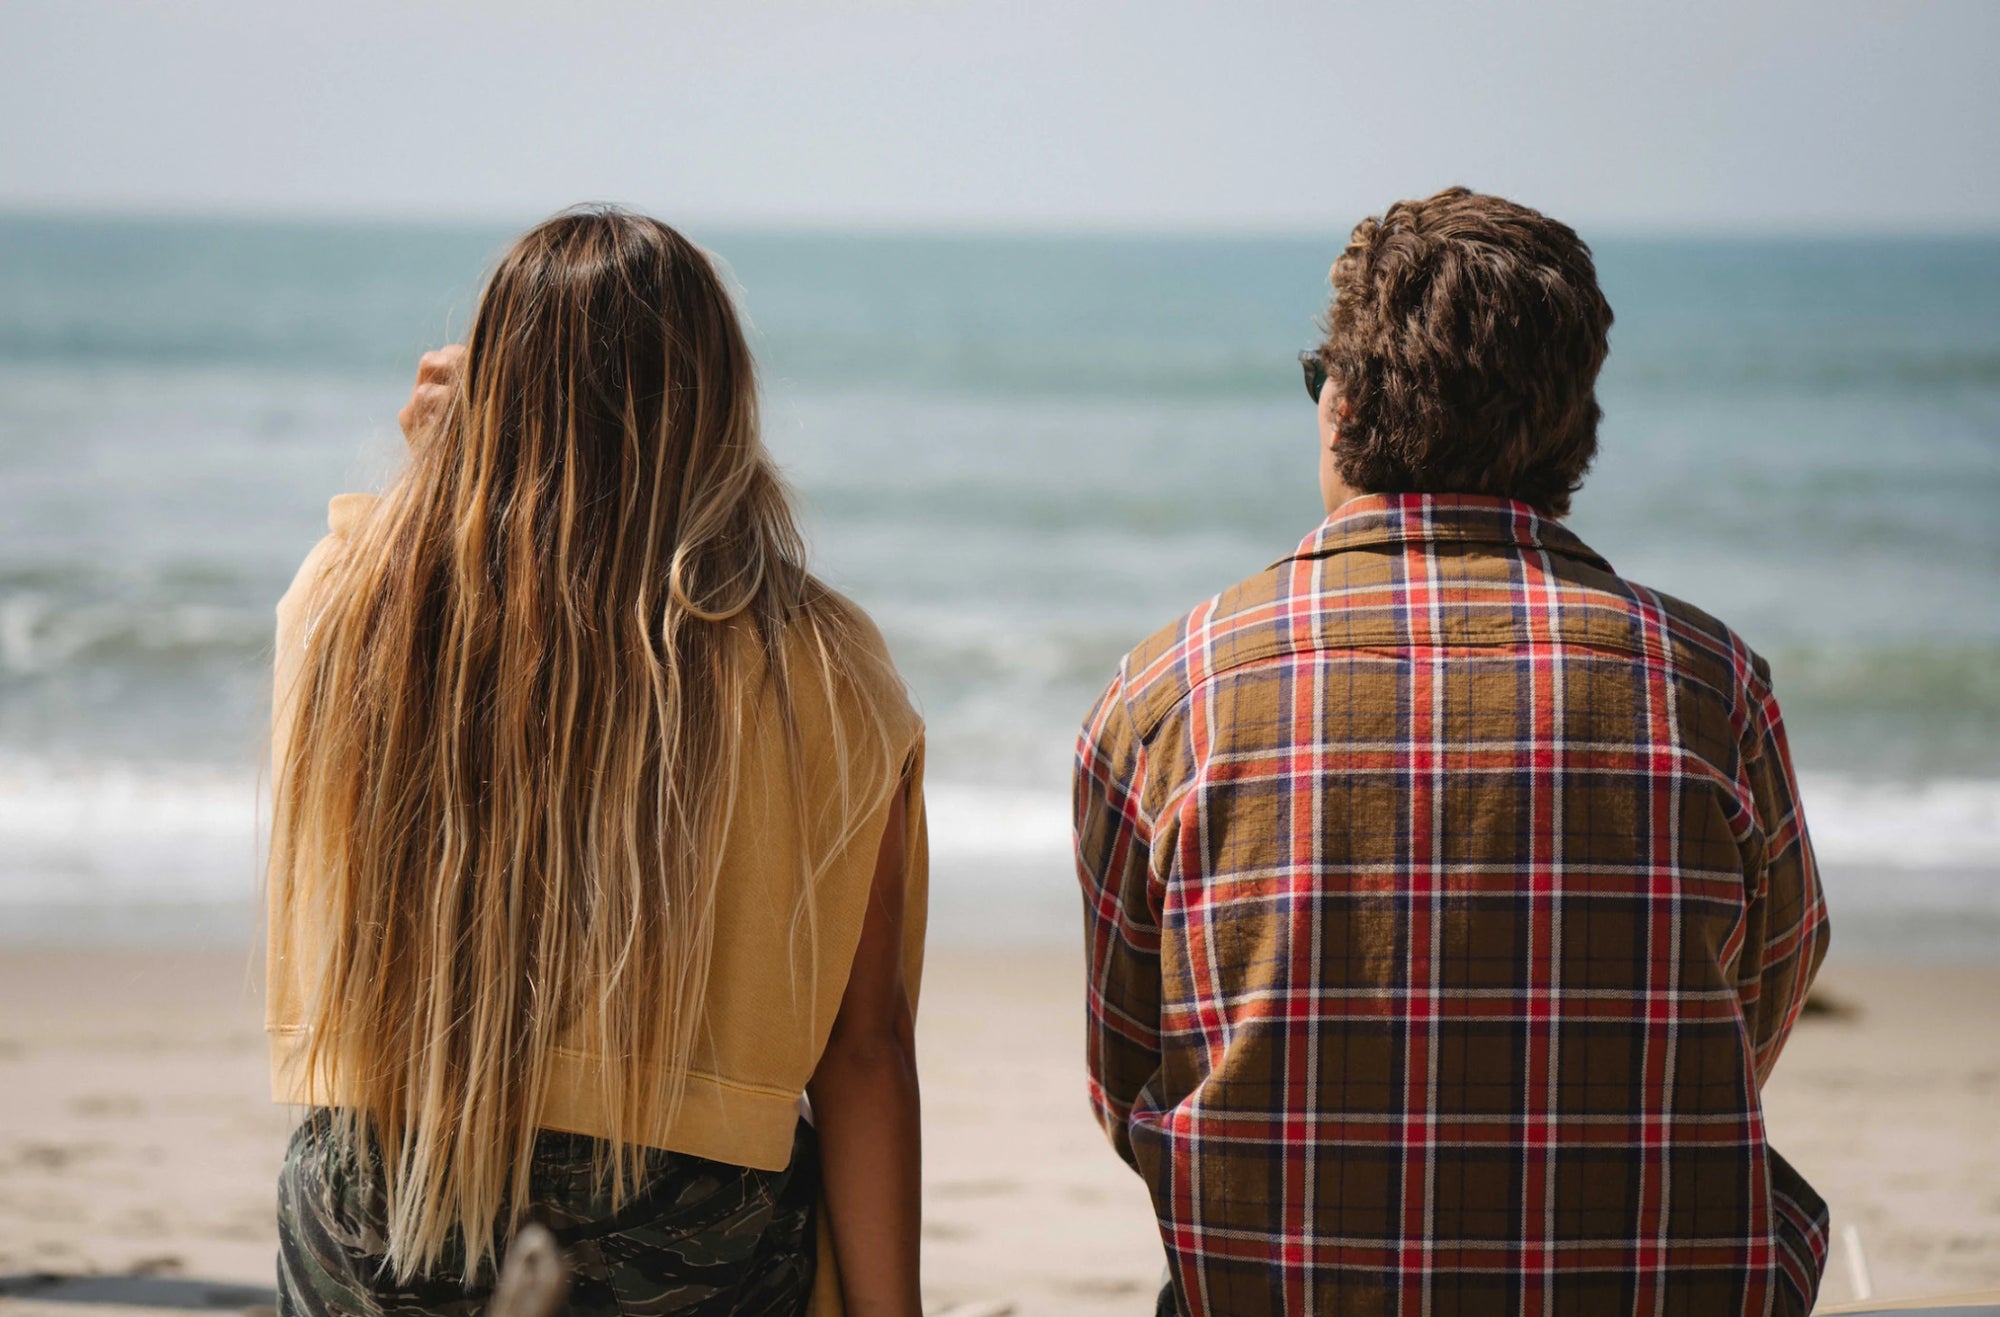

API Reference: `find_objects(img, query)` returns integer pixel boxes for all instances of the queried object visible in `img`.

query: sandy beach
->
[1,943,1996,1315]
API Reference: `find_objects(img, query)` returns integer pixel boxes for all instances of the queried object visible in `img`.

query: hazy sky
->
[4,0,1996,233]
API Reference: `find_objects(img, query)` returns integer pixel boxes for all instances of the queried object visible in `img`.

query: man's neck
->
[1322,480,1370,517]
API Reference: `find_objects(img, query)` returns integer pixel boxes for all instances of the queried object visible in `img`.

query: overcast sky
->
[3,0,1996,233]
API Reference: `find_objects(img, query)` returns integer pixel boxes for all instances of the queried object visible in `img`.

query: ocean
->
[1,215,1996,951]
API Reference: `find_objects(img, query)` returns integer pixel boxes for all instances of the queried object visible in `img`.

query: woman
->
[265,208,925,1317]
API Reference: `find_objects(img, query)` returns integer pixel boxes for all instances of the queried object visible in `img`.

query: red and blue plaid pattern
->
[1075,494,1830,1316]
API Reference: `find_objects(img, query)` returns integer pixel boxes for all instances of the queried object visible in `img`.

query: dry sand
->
[0,946,1995,1315]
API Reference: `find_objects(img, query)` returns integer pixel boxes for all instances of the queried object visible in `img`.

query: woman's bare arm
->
[806,785,921,1315]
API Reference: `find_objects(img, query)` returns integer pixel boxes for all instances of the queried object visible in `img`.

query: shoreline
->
[9,853,2000,960]
[1,948,1997,1313]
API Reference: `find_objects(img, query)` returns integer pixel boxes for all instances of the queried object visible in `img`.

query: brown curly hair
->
[1317,187,1613,518]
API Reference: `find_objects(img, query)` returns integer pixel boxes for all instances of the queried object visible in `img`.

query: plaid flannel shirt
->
[1075,494,1830,1317]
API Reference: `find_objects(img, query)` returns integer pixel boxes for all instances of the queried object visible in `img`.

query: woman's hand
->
[397,345,464,448]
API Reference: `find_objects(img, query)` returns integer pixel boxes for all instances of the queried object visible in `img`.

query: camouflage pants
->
[276,1110,818,1317]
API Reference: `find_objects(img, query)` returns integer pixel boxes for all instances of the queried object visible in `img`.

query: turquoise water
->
[1,215,1996,943]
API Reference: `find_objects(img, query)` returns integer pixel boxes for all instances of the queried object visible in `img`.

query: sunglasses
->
[1299,351,1328,405]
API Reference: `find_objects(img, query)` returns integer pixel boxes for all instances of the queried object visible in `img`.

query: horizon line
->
[3,200,1999,244]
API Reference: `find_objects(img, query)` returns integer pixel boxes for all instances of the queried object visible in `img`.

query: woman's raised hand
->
[397,345,465,447]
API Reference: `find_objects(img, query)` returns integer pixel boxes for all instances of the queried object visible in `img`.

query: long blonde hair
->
[269,207,901,1282]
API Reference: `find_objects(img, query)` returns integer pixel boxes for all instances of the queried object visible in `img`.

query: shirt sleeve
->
[1740,660,1832,1086]
[1073,666,1163,1167]
[272,496,376,765]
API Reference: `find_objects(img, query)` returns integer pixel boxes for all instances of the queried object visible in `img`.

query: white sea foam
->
[925,783,1074,860]
[0,757,266,906]
[1796,773,2000,872]
[2,757,1996,915]
[0,762,1081,907]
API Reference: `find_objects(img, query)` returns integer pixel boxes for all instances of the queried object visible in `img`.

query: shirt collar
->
[1282,493,1614,574]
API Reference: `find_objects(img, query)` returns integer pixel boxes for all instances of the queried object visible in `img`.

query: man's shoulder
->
[1551,559,1792,758]
[1112,557,1298,740]
[1593,569,1774,703]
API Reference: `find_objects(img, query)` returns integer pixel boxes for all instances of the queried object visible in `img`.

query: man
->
[1074,188,1830,1316]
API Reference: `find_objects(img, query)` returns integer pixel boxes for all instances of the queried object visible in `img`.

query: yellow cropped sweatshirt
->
[265,493,926,1315]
